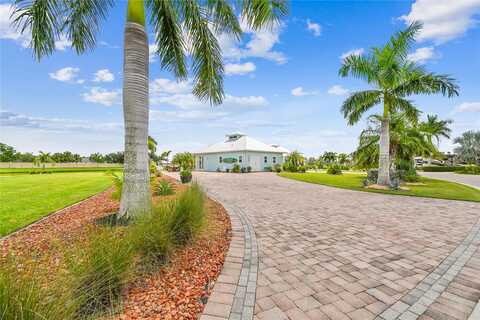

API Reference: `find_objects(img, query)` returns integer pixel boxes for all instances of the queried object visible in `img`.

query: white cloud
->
[340,48,364,60]
[224,94,268,106]
[291,87,317,97]
[400,0,480,44]
[0,3,30,47]
[82,87,121,106]
[225,62,256,75]
[217,21,287,64]
[327,85,349,96]
[150,109,228,122]
[49,67,83,83]
[149,43,158,63]
[54,34,71,51]
[306,19,321,37]
[453,101,480,113]
[93,69,115,82]
[407,46,438,64]
[150,78,191,95]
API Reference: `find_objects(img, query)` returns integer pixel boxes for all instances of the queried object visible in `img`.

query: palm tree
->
[339,22,458,186]
[454,131,480,165]
[353,112,451,169]
[12,0,287,219]
[147,135,158,159]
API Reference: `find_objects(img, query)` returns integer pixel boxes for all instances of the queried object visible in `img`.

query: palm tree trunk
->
[118,20,151,219]
[377,117,391,186]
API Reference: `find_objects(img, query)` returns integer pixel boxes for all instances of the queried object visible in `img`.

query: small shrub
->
[180,169,192,183]
[67,228,135,317]
[456,165,480,175]
[129,205,174,267]
[169,183,205,246]
[297,165,306,173]
[155,179,175,196]
[232,164,241,173]
[326,164,342,175]
[240,167,247,173]
[216,167,221,172]
[107,171,123,200]
[247,166,252,173]
[274,164,282,173]
[150,160,157,176]
[264,166,272,172]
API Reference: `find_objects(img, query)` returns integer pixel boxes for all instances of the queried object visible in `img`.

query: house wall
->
[194,151,285,172]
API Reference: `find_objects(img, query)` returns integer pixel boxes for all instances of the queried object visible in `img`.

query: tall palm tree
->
[339,22,458,186]
[12,0,287,219]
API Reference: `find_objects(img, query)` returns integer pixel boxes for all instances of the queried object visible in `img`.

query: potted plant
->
[180,169,192,183]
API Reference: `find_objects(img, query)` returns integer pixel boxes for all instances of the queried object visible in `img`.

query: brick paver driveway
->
[188,172,480,320]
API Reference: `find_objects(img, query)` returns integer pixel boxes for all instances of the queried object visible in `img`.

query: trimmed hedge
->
[421,166,464,172]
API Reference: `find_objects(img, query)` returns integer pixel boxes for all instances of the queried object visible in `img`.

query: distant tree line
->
[0,143,124,164]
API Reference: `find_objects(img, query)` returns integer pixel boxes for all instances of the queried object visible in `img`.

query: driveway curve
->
[419,171,480,189]
[189,172,480,320]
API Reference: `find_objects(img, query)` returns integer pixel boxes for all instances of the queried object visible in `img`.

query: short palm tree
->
[12,0,287,219]
[354,112,451,169]
[339,22,458,186]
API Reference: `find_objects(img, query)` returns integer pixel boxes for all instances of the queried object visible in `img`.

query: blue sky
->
[1,0,479,157]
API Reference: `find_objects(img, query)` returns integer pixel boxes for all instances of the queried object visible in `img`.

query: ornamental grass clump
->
[169,183,205,246]
[67,228,135,317]
[0,260,76,320]
[155,179,175,196]
[129,204,174,268]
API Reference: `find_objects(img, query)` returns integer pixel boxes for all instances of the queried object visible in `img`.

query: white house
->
[193,133,289,172]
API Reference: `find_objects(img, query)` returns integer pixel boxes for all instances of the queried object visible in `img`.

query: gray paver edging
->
[200,189,258,320]
[376,217,480,320]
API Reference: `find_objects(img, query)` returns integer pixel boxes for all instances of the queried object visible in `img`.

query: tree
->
[12,0,287,219]
[158,150,171,166]
[0,143,17,162]
[147,136,157,160]
[89,153,105,163]
[321,152,337,164]
[337,153,350,165]
[16,152,35,162]
[51,151,81,162]
[353,112,450,169]
[37,151,53,163]
[172,152,194,170]
[338,22,458,186]
[454,131,480,165]
[283,150,304,172]
[105,152,124,164]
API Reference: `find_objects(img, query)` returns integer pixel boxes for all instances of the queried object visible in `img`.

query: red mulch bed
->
[0,176,232,320]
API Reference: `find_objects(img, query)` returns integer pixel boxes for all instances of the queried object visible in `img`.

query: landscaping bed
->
[0,175,231,319]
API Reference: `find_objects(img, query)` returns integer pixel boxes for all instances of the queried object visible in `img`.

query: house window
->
[239,156,242,163]
[219,156,223,163]
[264,156,268,163]
[273,157,276,164]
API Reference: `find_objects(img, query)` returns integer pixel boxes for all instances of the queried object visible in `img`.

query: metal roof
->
[193,134,290,155]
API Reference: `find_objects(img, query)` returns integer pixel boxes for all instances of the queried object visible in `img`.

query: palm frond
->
[147,0,187,79]
[62,0,114,54]
[339,54,377,84]
[389,96,420,124]
[393,72,459,98]
[181,0,224,105]
[341,90,383,125]
[11,0,63,60]
[384,21,422,64]
[241,0,288,31]
[206,0,241,39]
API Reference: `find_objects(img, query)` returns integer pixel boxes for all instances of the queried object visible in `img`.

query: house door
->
[250,155,261,171]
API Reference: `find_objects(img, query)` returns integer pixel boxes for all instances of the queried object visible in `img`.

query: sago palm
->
[11,0,287,219]
[339,21,458,186]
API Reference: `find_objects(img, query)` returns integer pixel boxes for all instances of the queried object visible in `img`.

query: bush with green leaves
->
[0,263,76,320]
[67,228,135,317]
[326,164,342,175]
[421,166,463,172]
[155,179,175,196]
[180,169,192,183]
[274,164,282,173]
[169,183,205,246]
[456,165,480,175]
[264,166,272,172]
[232,164,241,173]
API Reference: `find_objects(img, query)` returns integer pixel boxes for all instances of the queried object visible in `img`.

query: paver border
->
[200,189,259,320]
[376,217,480,320]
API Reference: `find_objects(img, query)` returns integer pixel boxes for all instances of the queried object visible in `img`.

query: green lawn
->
[279,172,480,202]
[0,172,115,236]
[0,166,122,174]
